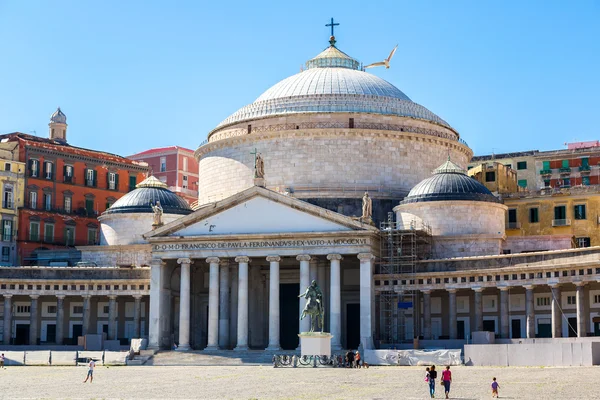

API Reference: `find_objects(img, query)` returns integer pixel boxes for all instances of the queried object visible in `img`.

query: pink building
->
[128,146,199,205]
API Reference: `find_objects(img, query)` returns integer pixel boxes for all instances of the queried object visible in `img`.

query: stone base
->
[254,177,265,187]
[233,345,249,352]
[175,344,190,351]
[298,332,332,357]
[204,345,220,351]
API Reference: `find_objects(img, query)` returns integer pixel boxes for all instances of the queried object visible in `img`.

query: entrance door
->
[537,319,551,338]
[457,320,465,340]
[47,324,57,343]
[280,284,299,350]
[594,321,600,336]
[15,324,30,345]
[346,303,360,350]
[72,324,83,339]
[483,319,495,333]
[511,319,522,339]
[568,317,577,337]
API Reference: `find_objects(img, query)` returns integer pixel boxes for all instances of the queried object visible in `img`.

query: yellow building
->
[0,143,25,265]
[503,186,600,247]
[468,162,519,194]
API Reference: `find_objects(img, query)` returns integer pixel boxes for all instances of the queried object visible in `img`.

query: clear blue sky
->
[0,1,598,157]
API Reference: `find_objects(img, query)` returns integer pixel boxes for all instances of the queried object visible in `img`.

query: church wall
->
[78,244,152,267]
[197,129,470,205]
[432,237,504,258]
[99,213,182,246]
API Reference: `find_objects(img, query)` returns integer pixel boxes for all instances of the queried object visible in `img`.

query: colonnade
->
[169,253,375,351]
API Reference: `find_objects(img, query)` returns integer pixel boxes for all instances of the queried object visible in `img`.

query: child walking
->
[491,377,500,398]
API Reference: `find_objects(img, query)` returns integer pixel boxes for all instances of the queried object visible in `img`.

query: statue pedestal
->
[254,177,265,187]
[298,332,332,356]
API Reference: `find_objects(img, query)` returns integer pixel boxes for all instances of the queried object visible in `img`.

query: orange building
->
[0,108,148,265]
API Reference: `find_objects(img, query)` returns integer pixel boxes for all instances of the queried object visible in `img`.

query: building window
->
[44,161,54,180]
[562,159,570,168]
[543,179,551,188]
[64,197,72,213]
[44,193,52,211]
[583,176,590,186]
[562,178,570,188]
[107,172,118,190]
[529,208,539,223]
[160,157,166,172]
[183,175,188,189]
[2,220,12,241]
[73,305,83,314]
[485,171,496,182]
[44,224,54,243]
[3,185,13,209]
[85,169,97,187]
[29,159,39,177]
[554,205,566,220]
[537,297,550,306]
[85,199,94,216]
[576,237,591,248]
[129,176,137,191]
[87,228,97,245]
[517,179,527,189]
[63,165,73,183]
[594,295,600,304]
[574,204,586,220]
[47,305,57,314]
[508,209,517,223]
[64,227,75,246]
[567,295,576,305]
[517,161,527,170]
[4,162,10,171]
[30,221,40,241]
[30,191,37,209]
[1,247,9,262]
[183,157,188,172]
[542,161,551,171]
[16,305,31,314]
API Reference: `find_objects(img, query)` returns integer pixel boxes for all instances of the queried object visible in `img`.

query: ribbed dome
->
[210,44,452,134]
[50,107,67,124]
[103,176,193,215]
[401,159,500,204]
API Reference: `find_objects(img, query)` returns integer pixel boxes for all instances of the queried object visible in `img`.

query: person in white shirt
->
[83,358,96,383]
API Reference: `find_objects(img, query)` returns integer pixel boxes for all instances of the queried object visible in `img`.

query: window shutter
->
[50,163,54,180]
[106,171,110,189]
[28,159,33,176]
[93,170,97,187]
[115,174,119,191]
[42,161,47,178]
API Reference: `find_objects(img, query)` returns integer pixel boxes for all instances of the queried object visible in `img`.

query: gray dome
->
[400,160,500,204]
[103,176,193,216]
[211,43,452,134]
[50,107,67,124]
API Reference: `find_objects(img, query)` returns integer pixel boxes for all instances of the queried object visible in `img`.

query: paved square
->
[0,365,597,399]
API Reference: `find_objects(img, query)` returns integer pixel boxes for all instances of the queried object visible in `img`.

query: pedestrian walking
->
[0,353,5,369]
[354,351,361,368]
[441,365,452,399]
[83,358,96,383]
[491,377,500,398]
[428,365,437,398]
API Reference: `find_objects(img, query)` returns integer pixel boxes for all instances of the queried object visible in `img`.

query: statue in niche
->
[151,200,163,227]
[361,192,372,221]
[255,152,265,179]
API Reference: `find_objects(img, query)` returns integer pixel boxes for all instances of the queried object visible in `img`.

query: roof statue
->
[364,45,398,69]
[151,200,164,228]
[361,192,373,221]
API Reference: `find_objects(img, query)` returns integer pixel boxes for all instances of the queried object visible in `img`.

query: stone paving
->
[0,364,597,399]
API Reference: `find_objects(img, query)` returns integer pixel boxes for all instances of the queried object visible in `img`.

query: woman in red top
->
[441,366,452,399]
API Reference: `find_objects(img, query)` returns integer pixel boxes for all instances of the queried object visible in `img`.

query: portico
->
[144,186,379,351]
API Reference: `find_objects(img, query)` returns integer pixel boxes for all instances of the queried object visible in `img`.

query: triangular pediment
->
[145,186,376,238]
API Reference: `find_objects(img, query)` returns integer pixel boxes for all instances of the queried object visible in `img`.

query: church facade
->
[2,31,600,351]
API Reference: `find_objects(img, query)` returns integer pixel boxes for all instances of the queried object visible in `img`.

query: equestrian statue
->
[298,280,325,332]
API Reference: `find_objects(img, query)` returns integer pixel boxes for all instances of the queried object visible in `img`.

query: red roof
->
[128,146,195,158]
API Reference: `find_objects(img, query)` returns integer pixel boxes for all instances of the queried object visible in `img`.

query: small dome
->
[50,107,67,124]
[400,159,500,204]
[103,176,193,215]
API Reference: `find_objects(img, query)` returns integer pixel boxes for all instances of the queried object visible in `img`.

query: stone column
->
[266,256,281,351]
[576,283,586,338]
[234,256,250,351]
[473,288,483,332]
[524,285,535,339]
[82,295,91,336]
[108,295,117,341]
[500,287,510,339]
[297,255,311,335]
[551,284,562,338]
[29,295,39,345]
[422,290,432,340]
[448,289,457,339]
[206,257,220,350]
[309,258,318,284]
[3,295,12,345]
[230,264,238,349]
[218,260,230,349]
[56,295,65,345]
[148,258,165,349]
[176,258,193,350]
[133,295,142,339]
[358,253,375,350]
[327,254,342,350]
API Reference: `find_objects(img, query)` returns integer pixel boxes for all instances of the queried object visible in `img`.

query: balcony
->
[22,204,99,218]
[552,218,571,227]
[559,167,571,175]
[2,201,14,210]
[23,230,98,246]
[540,169,553,176]
[579,165,591,174]
[506,222,521,229]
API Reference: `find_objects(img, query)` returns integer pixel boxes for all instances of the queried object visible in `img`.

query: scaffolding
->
[377,212,432,345]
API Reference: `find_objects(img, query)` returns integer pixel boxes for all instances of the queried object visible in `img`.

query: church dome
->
[210,41,452,135]
[103,176,193,216]
[50,107,67,124]
[400,159,500,204]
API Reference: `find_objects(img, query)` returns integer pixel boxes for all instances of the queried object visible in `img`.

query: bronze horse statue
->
[299,280,325,332]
